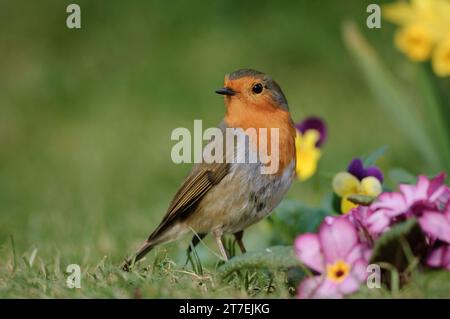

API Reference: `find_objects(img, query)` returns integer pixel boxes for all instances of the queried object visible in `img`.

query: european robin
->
[123,69,296,270]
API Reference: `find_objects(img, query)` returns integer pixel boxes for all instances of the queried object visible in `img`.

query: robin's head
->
[215,69,289,112]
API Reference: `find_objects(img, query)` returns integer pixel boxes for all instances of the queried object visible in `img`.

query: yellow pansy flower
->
[295,117,327,182]
[332,158,383,214]
[295,130,321,181]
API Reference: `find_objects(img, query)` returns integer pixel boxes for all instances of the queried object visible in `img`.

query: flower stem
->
[417,64,450,173]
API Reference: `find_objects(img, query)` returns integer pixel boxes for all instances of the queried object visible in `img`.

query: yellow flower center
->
[326,260,351,283]
[445,52,450,63]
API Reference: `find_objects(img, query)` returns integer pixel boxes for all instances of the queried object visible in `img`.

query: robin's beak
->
[215,87,236,96]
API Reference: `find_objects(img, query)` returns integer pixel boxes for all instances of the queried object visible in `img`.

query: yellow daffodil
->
[384,0,450,76]
[384,0,450,37]
[395,24,434,61]
[432,35,450,76]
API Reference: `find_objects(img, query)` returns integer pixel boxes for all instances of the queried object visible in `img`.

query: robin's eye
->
[252,83,263,94]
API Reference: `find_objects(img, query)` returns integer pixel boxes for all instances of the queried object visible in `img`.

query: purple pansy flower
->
[295,117,327,147]
[295,218,370,298]
[348,158,384,183]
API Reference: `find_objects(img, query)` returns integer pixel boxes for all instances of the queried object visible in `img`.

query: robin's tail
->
[122,223,189,271]
[122,240,155,271]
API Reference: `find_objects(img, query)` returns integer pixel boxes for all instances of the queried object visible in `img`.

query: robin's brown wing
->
[147,162,229,241]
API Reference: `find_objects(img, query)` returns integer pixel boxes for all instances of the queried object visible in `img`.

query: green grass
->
[1,238,294,298]
[0,0,447,298]
[2,238,450,298]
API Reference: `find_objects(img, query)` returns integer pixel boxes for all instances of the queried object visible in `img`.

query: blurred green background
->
[0,0,443,295]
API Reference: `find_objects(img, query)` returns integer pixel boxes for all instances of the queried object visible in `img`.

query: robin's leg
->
[234,230,246,254]
[212,228,228,261]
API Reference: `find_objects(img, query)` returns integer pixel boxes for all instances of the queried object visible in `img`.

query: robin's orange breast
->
[224,98,296,175]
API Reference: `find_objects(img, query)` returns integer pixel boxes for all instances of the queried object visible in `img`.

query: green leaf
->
[363,145,388,166]
[370,219,426,272]
[388,168,417,185]
[218,246,300,277]
[268,200,330,245]
[347,194,376,206]
[331,193,342,214]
